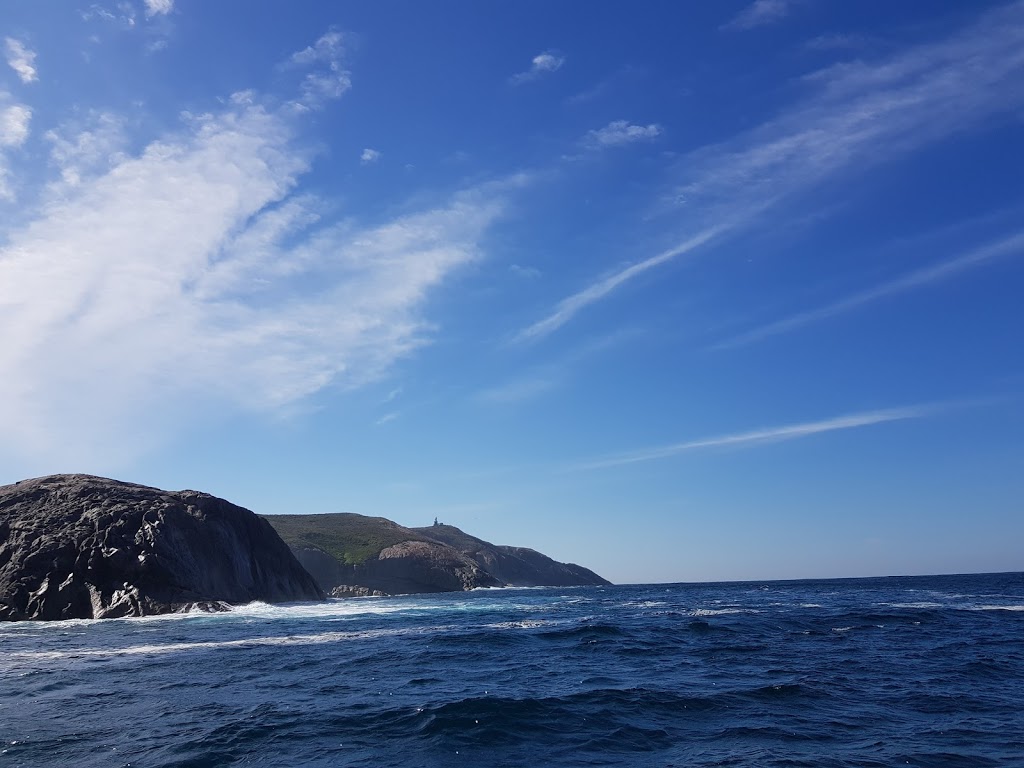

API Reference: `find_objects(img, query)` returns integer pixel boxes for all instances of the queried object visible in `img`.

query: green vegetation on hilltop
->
[262,513,430,566]
[263,512,611,592]
[411,523,489,553]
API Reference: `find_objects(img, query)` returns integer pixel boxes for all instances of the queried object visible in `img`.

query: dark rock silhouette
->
[0,475,323,621]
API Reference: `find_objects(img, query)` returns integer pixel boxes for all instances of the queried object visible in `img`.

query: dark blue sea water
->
[1,573,1023,767]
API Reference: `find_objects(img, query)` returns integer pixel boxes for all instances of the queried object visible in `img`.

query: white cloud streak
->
[514,224,725,343]
[719,230,1024,348]
[681,2,1024,213]
[805,33,869,52]
[517,2,1024,343]
[0,99,32,200]
[569,405,931,471]
[510,51,565,84]
[584,120,662,149]
[45,111,128,190]
[723,0,795,31]
[4,38,37,83]
[509,263,541,279]
[287,30,351,108]
[360,147,381,164]
[484,329,635,404]
[144,0,174,17]
[0,45,512,467]
[81,3,137,29]
[0,102,31,147]
[477,375,561,404]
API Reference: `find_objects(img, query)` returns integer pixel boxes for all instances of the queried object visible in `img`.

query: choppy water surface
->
[2,573,1023,767]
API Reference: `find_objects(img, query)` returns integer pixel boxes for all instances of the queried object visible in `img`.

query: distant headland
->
[0,475,609,621]
[262,513,610,597]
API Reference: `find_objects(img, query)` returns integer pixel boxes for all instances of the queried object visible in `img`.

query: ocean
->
[1,573,1022,767]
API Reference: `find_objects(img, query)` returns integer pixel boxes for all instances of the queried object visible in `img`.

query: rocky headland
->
[0,474,611,621]
[0,475,323,621]
[411,523,609,587]
[263,514,611,596]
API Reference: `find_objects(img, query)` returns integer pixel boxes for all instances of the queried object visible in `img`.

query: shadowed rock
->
[0,475,324,621]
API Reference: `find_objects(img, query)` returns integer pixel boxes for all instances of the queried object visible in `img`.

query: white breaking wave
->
[690,608,758,616]
[484,619,559,630]
[970,604,1024,612]
[6,623,459,662]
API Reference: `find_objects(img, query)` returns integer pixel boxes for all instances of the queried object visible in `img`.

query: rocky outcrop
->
[263,513,610,596]
[341,540,500,594]
[260,512,490,596]
[413,524,611,587]
[0,475,324,621]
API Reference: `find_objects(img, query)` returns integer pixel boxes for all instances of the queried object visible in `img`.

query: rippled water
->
[2,573,1023,767]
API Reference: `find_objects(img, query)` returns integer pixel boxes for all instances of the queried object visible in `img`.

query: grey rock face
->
[414,525,612,587]
[289,539,501,596]
[0,475,324,621]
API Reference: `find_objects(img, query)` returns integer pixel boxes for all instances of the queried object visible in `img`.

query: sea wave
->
[3,573,1023,768]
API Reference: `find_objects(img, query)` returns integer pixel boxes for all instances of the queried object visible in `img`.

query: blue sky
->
[1,0,1022,584]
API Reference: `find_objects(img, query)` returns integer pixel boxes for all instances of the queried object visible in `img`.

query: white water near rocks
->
[2,573,1023,767]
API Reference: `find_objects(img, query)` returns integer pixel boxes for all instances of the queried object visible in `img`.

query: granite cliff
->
[262,514,611,596]
[411,524,609,588]
[0,474,610,621]
[0,475,323,621]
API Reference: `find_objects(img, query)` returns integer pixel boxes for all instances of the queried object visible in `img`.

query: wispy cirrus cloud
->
[514,223,732,343]
[680,2,1024,213]
[360,147,381,164]
[569,404,934,471]
[718,230,1024,348]
[287,29,351,108]
[0,37,515,469]
[0,102,31,147]
[81,3,137,29]
[723,0,796,31]
[584,120,662,149]
[144,0,174,17]
[509,263,541,279]
[510,51,565,85]
[485,330,636,403]
[5,38,38,83]
[0,98,32,199]
[516,1,1024,343]
[804,33,870,52]
[44,111,128,190]
[477,375,561,404]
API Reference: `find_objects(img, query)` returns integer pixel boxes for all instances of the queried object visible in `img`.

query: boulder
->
[0,475,323,621]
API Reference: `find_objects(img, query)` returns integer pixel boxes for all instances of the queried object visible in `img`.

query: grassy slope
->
[261,513,431,566]
[263,514,610,587]
[412,524,490,553]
